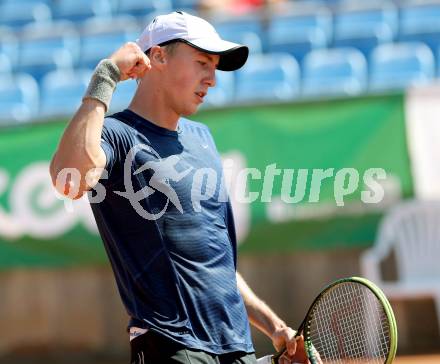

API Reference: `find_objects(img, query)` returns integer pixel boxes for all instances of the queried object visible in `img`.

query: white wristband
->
[82,59,121,111]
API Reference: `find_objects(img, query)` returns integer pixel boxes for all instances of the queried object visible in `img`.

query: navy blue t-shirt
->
[89,109,254,354]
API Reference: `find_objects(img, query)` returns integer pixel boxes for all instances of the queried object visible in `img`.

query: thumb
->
[286,337,297,356]
[133,54,151,79]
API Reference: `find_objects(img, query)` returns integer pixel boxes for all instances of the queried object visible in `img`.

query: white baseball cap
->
[136,11,249,71]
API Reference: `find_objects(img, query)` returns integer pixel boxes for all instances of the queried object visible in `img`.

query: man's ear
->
[149,46,167,68]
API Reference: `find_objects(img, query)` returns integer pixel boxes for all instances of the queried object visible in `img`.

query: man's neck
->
[128,85,180,131]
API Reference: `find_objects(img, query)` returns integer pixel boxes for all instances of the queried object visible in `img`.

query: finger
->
[130,59,151,79]
[280,353,290,364]
[295,334,305,347]
[285,335,297,356]
[136,52,151,69]
[127,64,145,79]
[142,52,151,67]
[133,63,149,78]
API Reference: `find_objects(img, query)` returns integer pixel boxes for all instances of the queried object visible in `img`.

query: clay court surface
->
[394,355,440,363]
[3,354,439,364]
[89,355,438,364]
[318,358,440,364]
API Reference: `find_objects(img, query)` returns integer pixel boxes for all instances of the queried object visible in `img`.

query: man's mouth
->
[195,91,207,100]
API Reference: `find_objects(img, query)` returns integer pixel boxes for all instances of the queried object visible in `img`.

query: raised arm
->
[49,42,150,199]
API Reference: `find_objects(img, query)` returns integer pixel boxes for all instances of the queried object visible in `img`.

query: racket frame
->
[272,276,397,364]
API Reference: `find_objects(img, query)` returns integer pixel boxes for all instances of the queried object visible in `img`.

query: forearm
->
[50,59,120,198]
[52,98,106,170]
[237,272,287,339]
[50,99,107,198]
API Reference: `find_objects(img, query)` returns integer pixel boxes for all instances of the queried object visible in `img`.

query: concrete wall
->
[0,250,438,363]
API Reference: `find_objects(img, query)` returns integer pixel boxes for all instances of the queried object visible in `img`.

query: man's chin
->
[181,105,201,117]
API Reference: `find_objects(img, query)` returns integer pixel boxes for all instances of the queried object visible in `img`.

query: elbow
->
[49,154,87,200]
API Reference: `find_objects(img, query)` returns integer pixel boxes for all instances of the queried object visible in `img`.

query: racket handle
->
[256,355,276,364]
[271,349,285,363]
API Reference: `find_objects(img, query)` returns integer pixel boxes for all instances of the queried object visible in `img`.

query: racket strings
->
[308,282,391,364]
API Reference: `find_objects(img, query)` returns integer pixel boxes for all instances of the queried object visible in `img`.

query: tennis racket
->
[257,277,397,364]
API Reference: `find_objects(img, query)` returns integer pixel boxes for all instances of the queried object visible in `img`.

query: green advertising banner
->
[0,94,413,268]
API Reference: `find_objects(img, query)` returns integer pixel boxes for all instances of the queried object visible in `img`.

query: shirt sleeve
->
[99,117,131,187]
[101,138,115,175]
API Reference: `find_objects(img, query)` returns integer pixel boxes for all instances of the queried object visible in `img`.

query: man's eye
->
[198,61,207,66]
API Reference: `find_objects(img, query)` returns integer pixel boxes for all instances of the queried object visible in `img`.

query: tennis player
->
[50,11,311,364]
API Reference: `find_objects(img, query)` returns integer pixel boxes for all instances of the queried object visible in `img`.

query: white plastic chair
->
[360,199,440,333]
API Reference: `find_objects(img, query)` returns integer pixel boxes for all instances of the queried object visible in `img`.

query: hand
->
[278,335,308,364]
[272,327,323,364]
[275,335,306,364]
[272,326,297,358]
[109,42,151,81]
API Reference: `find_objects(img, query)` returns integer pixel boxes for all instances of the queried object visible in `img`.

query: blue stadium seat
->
[40,69,92,118]
[235,53,300,103]
[233,32,263,54]
[18,21,79,82]
[211,27,262,54]
[117,0,172,18]
[399,1,440,53]
[79,16,140,69]
[213,15,264,53]
[109,79,138,113]
[0,53,12,76]
[212,24,262,55]
[53,0,112,22]
[267,5,332,63]
[203,71,235,107]
[370,42,435,92]
[0,0,51,29]
[0,28,18,67]
[0,73,39,124]
[333,2,397,58]
[219,31,262,54]
[302,48,367,97]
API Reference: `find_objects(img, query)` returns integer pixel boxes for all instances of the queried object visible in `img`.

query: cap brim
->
[183,38,249,71]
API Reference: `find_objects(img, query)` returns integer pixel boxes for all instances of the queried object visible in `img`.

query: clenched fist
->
[109,42,151,81]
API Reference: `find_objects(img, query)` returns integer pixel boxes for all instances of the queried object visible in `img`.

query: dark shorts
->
[130,330,257,364]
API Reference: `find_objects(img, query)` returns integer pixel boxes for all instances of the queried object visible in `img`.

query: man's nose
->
[205,69,216,88]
